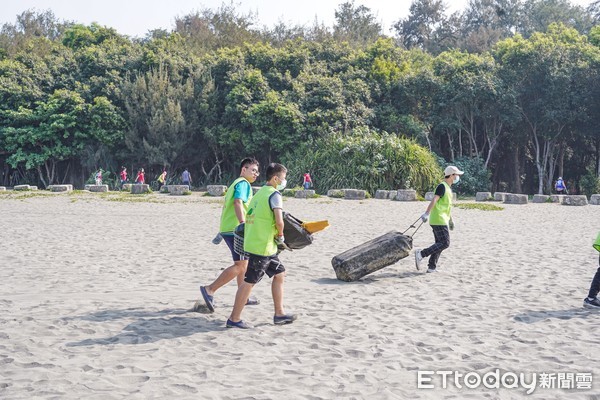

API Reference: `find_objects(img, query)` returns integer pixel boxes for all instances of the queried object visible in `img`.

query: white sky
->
[1,0,596,38]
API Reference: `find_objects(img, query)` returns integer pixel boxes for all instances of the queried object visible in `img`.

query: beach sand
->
[0,191,599,399]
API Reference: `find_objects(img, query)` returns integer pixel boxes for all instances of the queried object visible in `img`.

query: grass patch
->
[328,190,345,198]
[105,194,164,203]
[455,202,504,211]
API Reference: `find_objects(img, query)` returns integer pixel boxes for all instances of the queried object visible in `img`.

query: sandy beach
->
[0,190,599,399]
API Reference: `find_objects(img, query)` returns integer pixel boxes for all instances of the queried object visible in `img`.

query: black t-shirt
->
[434,183,445,198]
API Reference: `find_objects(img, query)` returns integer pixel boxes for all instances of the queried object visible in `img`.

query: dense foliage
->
[1,1,599,195]
[283,128,442,194]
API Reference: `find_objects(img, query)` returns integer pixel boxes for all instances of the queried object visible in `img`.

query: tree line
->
[1,0,599,194]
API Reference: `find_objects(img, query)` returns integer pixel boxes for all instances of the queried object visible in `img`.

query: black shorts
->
[222,234,247,262]
[245,254,285,284]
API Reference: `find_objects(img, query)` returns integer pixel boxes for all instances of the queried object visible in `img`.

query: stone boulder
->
[295,190,316,199]
[395,189,416,201]
[122,184,133,192]
[561,195,588,206]
[131,184,151,194]
[590,194,600,205]
[375,190,389,199]
[504,194,528,204]
[344,189,366,200]
[88,185,109,193]
[0,186,6,191]
[207,185,227,196]
[550,195,565,203]
[388,190,397,200]
[159,185,170,193]
[532,194,550,203]
[49,184,73,192]
[168,185,191,195]
[425,192,434,201]
[493,192,509,201]
[14,185,31,191]
[476,192,493,202]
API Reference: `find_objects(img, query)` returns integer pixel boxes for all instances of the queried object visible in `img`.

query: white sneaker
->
[414,250,423,270]
[426,268,437,273]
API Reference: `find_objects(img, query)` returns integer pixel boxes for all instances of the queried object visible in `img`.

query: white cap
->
[444,166,464,176]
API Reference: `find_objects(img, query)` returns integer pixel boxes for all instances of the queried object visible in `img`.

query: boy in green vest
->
[195,158,260,313]
[226,163,297,329]
[415,165,464,273]
[583,231,600,308]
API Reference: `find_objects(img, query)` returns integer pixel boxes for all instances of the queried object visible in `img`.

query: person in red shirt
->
[135,168,145,184]
[302,172,312,190]
[120,167,127,187]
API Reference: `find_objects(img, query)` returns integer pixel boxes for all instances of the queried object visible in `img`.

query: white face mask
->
[276,179,287,191]
[453,175,460,184]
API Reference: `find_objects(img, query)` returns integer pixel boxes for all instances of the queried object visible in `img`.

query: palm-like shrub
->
[283,127,442,195]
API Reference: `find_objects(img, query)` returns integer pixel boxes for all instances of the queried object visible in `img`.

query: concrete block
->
[493,192,509,201]
[504,194,528,204]
[14,185,31,191]
[207,185,227,196]
[395,189,416,201]
[131,184,150,194]
[476,192,493,202]
[88,185,109,193]
[168,185,191,195]
[561,195,588,206]
[327,189,346,198]
[375,190,389,199]
[590,194,600,205]
[49,184,73,192]
[532,194,550,203]
[295,190,316,198]
[344,189,366,200]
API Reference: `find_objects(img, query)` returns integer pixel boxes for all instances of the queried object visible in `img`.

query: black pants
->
[421,225,450,270]
[587,255,600,299]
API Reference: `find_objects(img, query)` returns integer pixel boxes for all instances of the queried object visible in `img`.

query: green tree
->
[333,1,382,47]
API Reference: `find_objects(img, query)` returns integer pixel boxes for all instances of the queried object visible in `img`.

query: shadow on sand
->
[514,308,598,323]
[65,308,224,347]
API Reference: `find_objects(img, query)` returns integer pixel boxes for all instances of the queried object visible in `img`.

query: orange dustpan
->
[301,220,330,234]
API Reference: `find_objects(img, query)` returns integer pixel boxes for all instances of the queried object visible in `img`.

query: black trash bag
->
[282,212,313,250]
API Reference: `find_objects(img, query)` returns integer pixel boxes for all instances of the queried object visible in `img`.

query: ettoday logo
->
[417,370,593,394]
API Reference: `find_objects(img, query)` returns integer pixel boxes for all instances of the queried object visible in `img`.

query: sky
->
[1,0,596,38]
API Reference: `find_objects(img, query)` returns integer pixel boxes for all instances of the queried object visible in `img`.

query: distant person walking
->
[182,168,192,189]
[135,168,145,184]
[415,166,464,273]
[555,177,567,194]
[157,169,167,190]
[302,172,313,190]
[95,169,103,186]
[120,167,128,187]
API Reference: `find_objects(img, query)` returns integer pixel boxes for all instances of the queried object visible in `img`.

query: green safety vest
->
[219,177,252,234]
[594,232,600,252]
[244,185,278,256]
[429,181,452,226]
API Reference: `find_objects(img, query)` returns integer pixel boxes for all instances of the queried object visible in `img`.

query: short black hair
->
[266,163,287,181]
[240,157,259,170]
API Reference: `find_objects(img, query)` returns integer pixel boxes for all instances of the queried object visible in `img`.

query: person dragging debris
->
[414,166,464,273]
[583,231,600,309]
